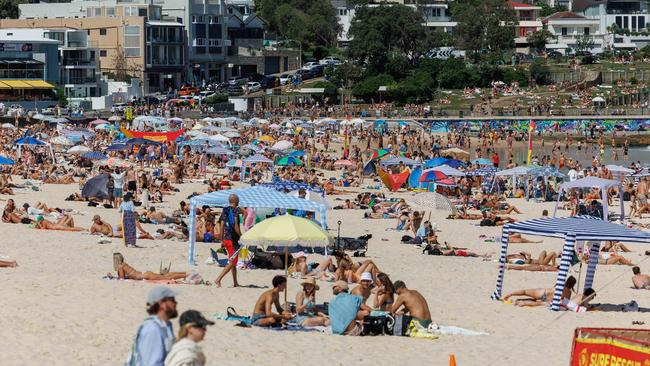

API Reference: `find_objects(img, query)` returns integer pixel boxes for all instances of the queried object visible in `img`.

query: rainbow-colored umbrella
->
[371,149,390,160]
[419,169,449,182]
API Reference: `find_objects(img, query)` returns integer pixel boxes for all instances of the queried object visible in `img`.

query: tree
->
[451,0,517,62]
[257,0,341,47]
[526,29,554,53]
[348,4,432,74]
[529,59,550,85]
[111,46,138,82]
[575,34,595,53]
[535,2,568,17]
[352,74,395,102]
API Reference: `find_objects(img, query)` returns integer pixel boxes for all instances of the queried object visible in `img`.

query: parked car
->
[310,64,325,77]
[227,85,244,96]
[294,69,313,81]
[246,81,262,93]
[247,73,265,82]
[319,56,342,65]
[228,76,248,86]
[302,61,320,70]
[111,103,127,113]
[547,51,563,59]
[260,76,279,89]
[279,74,293,85]
[194,90,215,101]
[178,85,200,96]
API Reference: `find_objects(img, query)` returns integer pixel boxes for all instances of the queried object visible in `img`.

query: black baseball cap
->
[179,310,215,328]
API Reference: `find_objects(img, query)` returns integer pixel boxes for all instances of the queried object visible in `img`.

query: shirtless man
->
[632,266,650,289]
[350,272,374,304]
[250,275,292,327]
[391,280,432,328]
[145,207,181,225]
[90,215,114,236]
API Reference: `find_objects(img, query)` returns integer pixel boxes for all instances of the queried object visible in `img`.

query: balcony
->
[150,36,183,44]
[62,59,97,67]
[0,69,44,79]
[151,58,183,66]
[65,77,97,85]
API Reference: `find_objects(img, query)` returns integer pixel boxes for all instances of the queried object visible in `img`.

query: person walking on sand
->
[164,310,214,366]
[126,286,178,366]
[214,194,245,287]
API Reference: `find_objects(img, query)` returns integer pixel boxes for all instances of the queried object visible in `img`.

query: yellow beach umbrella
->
[258,135,275,142]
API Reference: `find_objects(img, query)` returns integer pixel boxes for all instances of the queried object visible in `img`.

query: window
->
[584,27,589,36]
[561,27,567,36]
[623,16,629,30]
[124,25,141,57]
[100,28,107,36]
[208,39,220,46]
[100,50,107,57]
[632,16,637,31]
[138,8,147,17]
[338,8,347,16]
[86,8,93,17]
[90,50,95,60]
[210,16,219,23]
[208,24,220,38]
[106,7,115,17]
[124,6,138,17]
[638,16,645,31]
[94,7,102,16]
[616,16,622,28]
[192,15,197,23]
[194,24,206,38]
[194,38,206,46]
[195,46,205,54]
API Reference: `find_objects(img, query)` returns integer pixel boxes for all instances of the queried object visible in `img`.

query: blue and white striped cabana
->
[187,187,328,265]
[491,216,650,311]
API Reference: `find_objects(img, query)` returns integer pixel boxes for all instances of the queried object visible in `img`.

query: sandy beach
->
[1,171,648,366]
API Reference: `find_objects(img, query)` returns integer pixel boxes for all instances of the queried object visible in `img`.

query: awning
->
[24,80,54,88]
[0,81,10,89]
[1,80,33,89]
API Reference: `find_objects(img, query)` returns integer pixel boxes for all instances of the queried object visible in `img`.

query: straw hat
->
[301,277,319,290]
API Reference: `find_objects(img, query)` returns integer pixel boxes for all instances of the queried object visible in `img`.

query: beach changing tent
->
[81,174,110,200]
[378,167,410,192]
[408,167,428,191]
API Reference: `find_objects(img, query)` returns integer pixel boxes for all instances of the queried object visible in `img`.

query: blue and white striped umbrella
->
[205,147,234,155]
[244,154,274,164]
[506,216,650,242]
[81,152,108,160]
[467,167,499,176]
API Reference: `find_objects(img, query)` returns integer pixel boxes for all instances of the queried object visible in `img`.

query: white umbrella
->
[208,134,230,143]
[272,140,293,150]
[1,123,16,129]
[108,115,122,122]
[67,145,91,154]
[605,165,634,174]
[95,123,111,130]
[51,135,74,146]
[407,192,456,213]
[187,130,209,139]
[269,123,280,129]
[32,113,47,120]
[592,96,606,103]
[223,131,241,138]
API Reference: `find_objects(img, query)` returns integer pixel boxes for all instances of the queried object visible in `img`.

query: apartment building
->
[509,1,544,53]
[543,11,603,54]
[574,0,650,49]
[3,0,185,93]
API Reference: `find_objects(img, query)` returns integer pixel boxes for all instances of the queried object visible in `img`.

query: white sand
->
[1,179,649,366]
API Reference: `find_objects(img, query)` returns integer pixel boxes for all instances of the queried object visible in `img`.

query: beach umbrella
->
[467,167,499,176]
[105,143,130,152]
[288,150,305,157]
[370,149,390,161]
[272,140,293,151]
[276,156,303,166]
[419,169,449,182]
[334,159,354,168]
[258,135,275,142]
[81,151,107,160]
[1,123,16,129]
[429,165,466,177]
[168,117,183,123]
[89,118,109,125]
[94,123,111,131]
[32,113,47,120]
[407,192,456,213]
[424,157,450,168]
[187,130,209,139]
[108,115,122,122]
[50,135,74,146]
[444,159,467,169]
[81,174,110,200]
[208,134,230,143]
[125,138,161,146]
[269,123,280,129]
[226,159,245,167]
[605,165,634,175]
[50,117,69,124]
[14,136,47,146]
[67,145,92,154]
[472,158,494,166]
[205,147,234,155]
[240,144,262,153]
[223,131,241,138]
[0,155,15,165]
[441,147,469,159]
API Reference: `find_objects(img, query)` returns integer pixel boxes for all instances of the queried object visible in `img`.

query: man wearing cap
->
[126,286,178,366]
[329,280,371,335]
[351,272,374,304]
[90,214,113,237]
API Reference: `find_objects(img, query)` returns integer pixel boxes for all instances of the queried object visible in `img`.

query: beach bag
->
[392,315,413,336]
[251,251,291,270]
[362,315,392,336]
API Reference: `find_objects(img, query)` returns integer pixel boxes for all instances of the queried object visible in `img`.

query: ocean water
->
[496,146,648,167]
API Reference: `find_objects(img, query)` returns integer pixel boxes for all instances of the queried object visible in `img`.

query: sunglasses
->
[163,297,177,304]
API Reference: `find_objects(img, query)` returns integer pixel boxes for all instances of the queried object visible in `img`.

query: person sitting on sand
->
[145,207,182,225]
[2,199,28,224]
[90,215,114,236]
[0,259,18,268]
[391,280,432,328]
[288,252,335,280]
[507,251,557,266]
[33,215,85,231]
[293,278,330,327]
[632,266,650,289]
[351,272,374,304]
[372,273,395,311]
[109,252,187,281]
[250,275,293,327]
[601,241,631,253]
[329,280,371,335]
[335,258,380,284]
[582,252,633,266]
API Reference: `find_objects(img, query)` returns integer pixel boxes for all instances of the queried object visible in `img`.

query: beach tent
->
[363,161,377,176]
[14,136,54,161]
[605,165,635,177]
[379,156,422,167]
[67,145,91,154]
[261,179,326,197]
[408,167,428,191]
[243,154,274,180]
[0,156,15,165]
[490,216,650,311]
[187,187,328,265]
[81,174,110,200]
[377,167,410,192]
[240,144,262,153]
[553,176,622,221]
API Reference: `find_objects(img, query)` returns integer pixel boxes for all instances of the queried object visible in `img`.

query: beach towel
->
[122,211,137,246]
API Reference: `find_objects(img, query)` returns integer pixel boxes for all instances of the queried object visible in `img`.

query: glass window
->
[100,50,107,57]
[106,7,115,17]
[138,8,147,17]
[561,27,567,36]
[192,15,197,23]
[195,24,206,38]
[124,25,141,57]
[584,27,589,36]
[100,28,107,36]
[195,46,205,54]
[94,8,102,16]
[208,24,220,39]
[639,16,645,30]
[86,8,94,17]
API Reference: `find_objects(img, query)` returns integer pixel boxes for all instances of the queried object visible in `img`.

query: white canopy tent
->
[553,176,622,221]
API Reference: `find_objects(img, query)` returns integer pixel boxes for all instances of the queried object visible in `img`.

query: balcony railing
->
[0,69,44,78]
[62,59,97,66]
[65,77,97,84]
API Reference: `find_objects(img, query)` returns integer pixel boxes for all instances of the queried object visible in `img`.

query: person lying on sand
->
[391,280,432,328]
[508,233,543,243]
[0,259,18,268]
[34,215,85,231]
[504,276,576,306]
[143,207,182,225]
[289,252,335,280]
[632,266,650,289]
[507,251,557,266]
[582,252,633,266]
[109,252,186,281]
[2,199,29,224]
[506,264,558,272]
[250,275,292,327]
[423,243,489,258]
